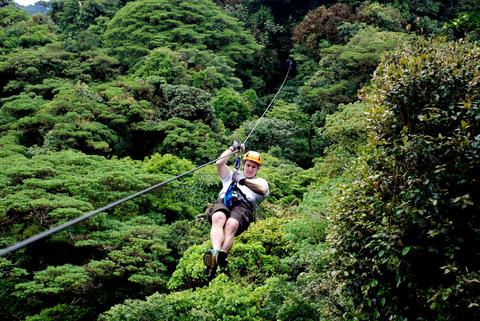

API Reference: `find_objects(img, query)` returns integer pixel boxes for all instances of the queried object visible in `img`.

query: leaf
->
[401,246,411,256]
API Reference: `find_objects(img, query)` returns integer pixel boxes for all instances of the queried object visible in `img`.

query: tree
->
[329,38,480,320]
[132,47,190,85]
[152,117,225,164]
[314,101,370,178]
[212,87,251,130]
[49,0,120,31]
[159,84,215,125]
[356,2,406,31]
[0,5,28,27]
[297,27,410,117]
[103,0,260,71]
[292,4,355,48]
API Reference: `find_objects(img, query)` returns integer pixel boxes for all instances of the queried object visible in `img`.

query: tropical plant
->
[103,0,260,71]
[328,38,480,320]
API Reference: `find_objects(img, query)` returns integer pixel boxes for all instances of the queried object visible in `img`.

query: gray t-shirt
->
[218,169,269,206]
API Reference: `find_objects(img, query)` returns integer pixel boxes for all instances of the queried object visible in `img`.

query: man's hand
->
[231,141,245,153]
[232,171,246,185]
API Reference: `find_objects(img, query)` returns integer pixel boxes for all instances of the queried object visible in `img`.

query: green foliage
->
[0,0,14,8]
[0,7,56,54]
[103,0,260,70]
[77,217,172,288]
[0,148,216,320]
[237,217,295,260]
[444,11,480,40]
[329,38,480,320]
[0,258,29,320]
[132,47,243,92]
[258,153,312,204]
[160,84,215,125]
[356,2,406,32]
[0,5,28,28]
[8,83,124,155]
[0,44,84,97]
[143,153,194,176]
[102,275,259,321]
[166,244,210,289]
[0,131,26,157]
[322,102,369,147]
[15,264,93,298]
[103,213,325,320]
[2,1,478,320]
[136,117,225,164]
[244,5,284,46]
[49,0,120,31]
[0,151,149,241]
[132,47,189,84]
[0,93,46,126]
[103,273,321,321]
[245,116,308,164]
[298,27,410,117]
[312,102,370,178]
[212,87,252,130]
[0,79,201,158]
[14,264,96,320]
[169,217,295,290]
[24,304,91,321]
[255,276,323,321]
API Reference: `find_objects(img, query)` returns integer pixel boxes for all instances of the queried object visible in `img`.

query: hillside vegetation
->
[0,0,479,320]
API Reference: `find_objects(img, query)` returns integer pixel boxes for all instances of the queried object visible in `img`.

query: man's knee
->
[224,218,239,235]
[211,211,227,226]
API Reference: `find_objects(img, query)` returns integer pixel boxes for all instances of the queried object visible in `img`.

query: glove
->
[231,141,245,153]
[232,171,246,185]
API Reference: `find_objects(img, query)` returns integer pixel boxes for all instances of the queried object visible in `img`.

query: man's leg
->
[210,211,227,250]
[221,217,239,253]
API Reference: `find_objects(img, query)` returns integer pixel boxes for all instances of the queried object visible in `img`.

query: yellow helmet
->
[243,151,262,165]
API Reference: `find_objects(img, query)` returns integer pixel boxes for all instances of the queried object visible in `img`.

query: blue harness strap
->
[224,181,237,207]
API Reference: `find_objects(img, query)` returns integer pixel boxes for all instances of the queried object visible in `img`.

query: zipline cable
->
[0,60,293,258]
[0,153,232,257]
[243,59,292,145]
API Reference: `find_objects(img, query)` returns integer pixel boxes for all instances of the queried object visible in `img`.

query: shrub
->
[329,38,480,320]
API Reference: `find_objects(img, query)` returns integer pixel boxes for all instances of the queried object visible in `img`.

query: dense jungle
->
[0,0,479,320]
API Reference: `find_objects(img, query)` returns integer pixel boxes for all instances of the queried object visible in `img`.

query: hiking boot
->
[216,250,228,269]
[203,249,217,270]
[203,249,218,279]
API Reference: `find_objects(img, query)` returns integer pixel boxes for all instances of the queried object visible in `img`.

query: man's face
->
[243,160,259,178]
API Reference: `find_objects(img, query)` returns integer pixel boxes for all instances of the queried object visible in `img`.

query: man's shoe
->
[203,249,218,279]
[216,250,228,269]
[203,249,217,269]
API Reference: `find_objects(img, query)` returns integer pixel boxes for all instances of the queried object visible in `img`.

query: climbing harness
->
[223,182,237,207]
[0,59,293,258]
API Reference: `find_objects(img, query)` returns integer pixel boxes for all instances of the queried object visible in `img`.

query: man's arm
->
[242,178,268,196]
[216,147,235,180]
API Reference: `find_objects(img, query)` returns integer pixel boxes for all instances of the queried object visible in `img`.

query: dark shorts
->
[208,198,254,236]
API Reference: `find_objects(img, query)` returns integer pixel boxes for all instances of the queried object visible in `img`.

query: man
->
[204,142,269,276]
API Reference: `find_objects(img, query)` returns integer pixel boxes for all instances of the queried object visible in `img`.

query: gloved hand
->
[231,141,245,153]
[232,171,246,185]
